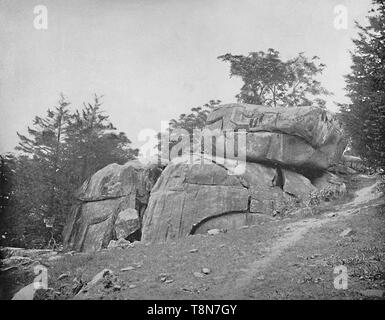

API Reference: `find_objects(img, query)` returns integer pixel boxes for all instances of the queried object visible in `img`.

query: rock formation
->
[141,104,347,242]
[62,160,164,252]
[205,104,346,170]
[63,103,348,250]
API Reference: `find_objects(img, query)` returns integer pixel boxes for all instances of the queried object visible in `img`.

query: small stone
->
[165,279,174,284]
[326,212,337,217]
[108,238,132,249]
[113,285,121,291]
[128,284,137,289]
[189,249,198,253]
[120,266,135,272]
[239,225,249,229]
[158,273,172,282]
[116,238,132,247]
[114,208,140,239]
[256,275,265,281]
[359,289,384,298]
[48,255,63,262]
[340,228,354,237]
[57,273,69,280]
[78,269,113,295]
[207,229,221,235]
[201,268,211,275]
[193,272,204,278]
[107,240,117,249]
[43,251,58,257]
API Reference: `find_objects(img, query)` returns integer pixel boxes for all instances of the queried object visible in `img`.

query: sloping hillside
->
[1,174,384,300]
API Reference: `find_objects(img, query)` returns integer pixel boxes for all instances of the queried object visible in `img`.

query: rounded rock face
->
[141,154,323,243]
[204,103,347,170]
[141,104,347,243]
[62,160,163,252]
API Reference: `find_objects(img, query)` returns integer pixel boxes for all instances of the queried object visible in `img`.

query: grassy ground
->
[1,174,384,300]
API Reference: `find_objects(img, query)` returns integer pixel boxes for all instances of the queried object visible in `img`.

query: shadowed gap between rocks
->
[189,208,250,235]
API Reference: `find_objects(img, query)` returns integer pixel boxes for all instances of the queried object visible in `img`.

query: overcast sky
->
[0,0,373,153]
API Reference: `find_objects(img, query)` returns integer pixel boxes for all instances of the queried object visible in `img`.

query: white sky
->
[0,0,373,153]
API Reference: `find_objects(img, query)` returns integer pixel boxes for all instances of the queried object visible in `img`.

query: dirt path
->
[230,179,383,299]
[2,175,384,300]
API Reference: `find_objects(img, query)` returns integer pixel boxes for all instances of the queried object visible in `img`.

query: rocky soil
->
[1,173,384,300]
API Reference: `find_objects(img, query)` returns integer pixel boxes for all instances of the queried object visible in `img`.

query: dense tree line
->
[340,0,385,172]
[0,94,138,248]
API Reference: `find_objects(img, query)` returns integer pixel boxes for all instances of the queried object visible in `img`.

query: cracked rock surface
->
[142,104,347,243]
[62,160,164,252]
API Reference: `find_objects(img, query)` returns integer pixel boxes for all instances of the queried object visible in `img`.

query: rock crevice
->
[141,104,347,243]
[62,160,164,252]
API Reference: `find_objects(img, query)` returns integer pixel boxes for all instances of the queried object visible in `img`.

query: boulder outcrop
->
[141,154,337,243]
[205,104,347,170]
[62,160,163,252]
[63,103,348,249]
[141,104,347,243]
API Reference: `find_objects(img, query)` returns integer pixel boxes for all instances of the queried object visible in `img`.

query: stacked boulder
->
[62,160,164,252]
[63,103,348,251]
[141,104,347,243]
[204,103,347,170]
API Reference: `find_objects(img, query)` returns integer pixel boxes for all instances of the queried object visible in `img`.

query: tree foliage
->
[0,94,137,248]
[157,100,221,158]
[66,95,138,185]
[168,100,221,133]
[340,0,385,171]
[0,154,15,214]
[218,49,330,107]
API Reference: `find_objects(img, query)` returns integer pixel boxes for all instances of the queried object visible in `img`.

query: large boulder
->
[114,208,140,239]
[62,160,164,252]
[204,104,347,170]
[141,154,320,243]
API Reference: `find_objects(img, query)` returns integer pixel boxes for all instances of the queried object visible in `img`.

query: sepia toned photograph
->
[0,0,384,307]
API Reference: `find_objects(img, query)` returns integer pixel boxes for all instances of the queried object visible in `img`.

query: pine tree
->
[341,0,385,171]
[8,94,138,247]
[0,153,16,244]
[17,95,70,217]
[14,94,71,245]
[0,154,50,248]
[0,153,15,215]
[65,94,138,185]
